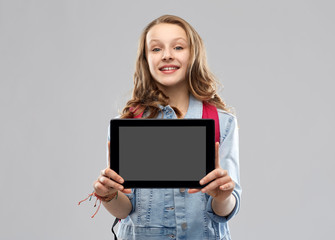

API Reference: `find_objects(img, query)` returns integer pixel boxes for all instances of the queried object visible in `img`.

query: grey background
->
[0,0,334,239]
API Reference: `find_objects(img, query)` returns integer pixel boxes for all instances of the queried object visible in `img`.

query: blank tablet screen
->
[119,126,206,181]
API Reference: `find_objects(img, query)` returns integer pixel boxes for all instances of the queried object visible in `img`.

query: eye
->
[174,46,183,50]
[152,48,161,52]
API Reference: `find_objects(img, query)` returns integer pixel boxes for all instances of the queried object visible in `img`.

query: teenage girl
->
[93,15,241,240]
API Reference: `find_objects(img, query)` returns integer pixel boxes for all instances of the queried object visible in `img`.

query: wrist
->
[95,191,118,202]
[212,194,236,217]
[219,194,235,207]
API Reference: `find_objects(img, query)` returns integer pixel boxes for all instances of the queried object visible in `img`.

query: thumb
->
[215,142,220,169]
[108,141,111,167]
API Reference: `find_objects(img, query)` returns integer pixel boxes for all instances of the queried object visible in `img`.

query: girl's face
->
[146,23,190,90]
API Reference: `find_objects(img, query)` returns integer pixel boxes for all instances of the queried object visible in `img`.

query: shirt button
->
[169,234,175,239]
[181,222,187,230]
[179,188,186,193]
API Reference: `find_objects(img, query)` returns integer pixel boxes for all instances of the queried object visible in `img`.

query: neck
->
[157,83,190,118]
[169,89,190,115]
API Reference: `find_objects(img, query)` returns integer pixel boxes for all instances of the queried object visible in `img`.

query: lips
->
[159,65,180,72]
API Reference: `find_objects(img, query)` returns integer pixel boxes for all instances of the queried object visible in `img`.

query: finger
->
[188,188,201,194]
[219,182,235,191]
[99,176,125,191]
[121,188,132,194]
[215,142,220,169]
[103,168,124,184]
[93,180,111,196]
[100,168,107,176]
[200,169,228,186]
[201,176,231,193]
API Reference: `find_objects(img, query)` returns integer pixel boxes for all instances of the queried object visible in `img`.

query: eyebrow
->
[148,37,187,44]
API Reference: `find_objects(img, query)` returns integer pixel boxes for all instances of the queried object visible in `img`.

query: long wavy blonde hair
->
[120,15,230,119]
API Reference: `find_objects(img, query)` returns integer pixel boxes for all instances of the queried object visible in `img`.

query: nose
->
[162,49,173,61]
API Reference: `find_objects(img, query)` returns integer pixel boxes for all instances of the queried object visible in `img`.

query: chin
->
[156,80,184,88]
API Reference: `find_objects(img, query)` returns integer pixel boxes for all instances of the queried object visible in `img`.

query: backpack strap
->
[133,113,143,118]
[130,106,144,119]
[202,101,220,143]
[111,217,120,240]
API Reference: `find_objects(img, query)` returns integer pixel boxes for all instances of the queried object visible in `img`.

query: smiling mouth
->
[159,66,180,72]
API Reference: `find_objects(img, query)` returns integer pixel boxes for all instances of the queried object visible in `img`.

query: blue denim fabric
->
[109,94,241,240]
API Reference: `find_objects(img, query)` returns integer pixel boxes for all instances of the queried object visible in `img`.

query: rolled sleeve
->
[206,189,241,223]
[124,189,136,215]
[206,112,242,223]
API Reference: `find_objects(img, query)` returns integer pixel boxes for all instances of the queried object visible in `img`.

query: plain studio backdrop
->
[1,0,334,239]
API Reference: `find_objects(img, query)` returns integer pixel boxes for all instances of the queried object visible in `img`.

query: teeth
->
[161,67,178,71]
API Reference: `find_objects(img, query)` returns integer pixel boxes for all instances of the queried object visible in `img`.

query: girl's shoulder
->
[217,108,237,122]
[216,109,239,141]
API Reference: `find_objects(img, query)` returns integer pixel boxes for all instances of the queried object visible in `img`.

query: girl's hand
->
[188,142,235,202]
[93,168,132,197]
[93,142,131,197]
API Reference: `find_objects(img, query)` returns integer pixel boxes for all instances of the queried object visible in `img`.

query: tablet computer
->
[109,119,215,188]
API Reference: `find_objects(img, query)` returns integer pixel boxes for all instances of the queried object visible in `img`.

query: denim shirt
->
[109,94,241,240]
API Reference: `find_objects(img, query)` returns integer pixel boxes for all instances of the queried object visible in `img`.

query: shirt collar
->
[157,93,203,119]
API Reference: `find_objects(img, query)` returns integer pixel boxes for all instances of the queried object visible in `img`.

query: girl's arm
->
[211,192,236,217]
[93,168,133,219]
[101,191,132,219]
[190,142,237,217]
[189,114,241,219]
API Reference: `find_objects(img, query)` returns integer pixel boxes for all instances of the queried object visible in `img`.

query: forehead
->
[146,23,188,44]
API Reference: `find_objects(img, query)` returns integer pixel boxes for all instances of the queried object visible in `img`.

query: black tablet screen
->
[119,126,206,181]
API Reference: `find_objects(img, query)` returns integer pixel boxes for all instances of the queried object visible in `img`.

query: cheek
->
[147,55,159,72]
[181,52,190,66]
[147,55,154,67]
[147,58,155,73]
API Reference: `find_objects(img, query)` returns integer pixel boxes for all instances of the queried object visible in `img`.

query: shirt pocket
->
[135,189,167,226]
[135,189,153,226]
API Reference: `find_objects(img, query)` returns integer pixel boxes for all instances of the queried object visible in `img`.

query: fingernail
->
[200,180,204,185]
[119,178,124,183]
[100,177,104,182]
